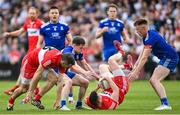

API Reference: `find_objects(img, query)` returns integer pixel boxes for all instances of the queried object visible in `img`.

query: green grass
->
[0,81,180,114]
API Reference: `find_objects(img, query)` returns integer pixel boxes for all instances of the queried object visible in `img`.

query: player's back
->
[40,21,69,51]
[98,94,118,110]
[143,30,178,59]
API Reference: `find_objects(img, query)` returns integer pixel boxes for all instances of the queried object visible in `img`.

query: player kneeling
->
[85,51,133,109]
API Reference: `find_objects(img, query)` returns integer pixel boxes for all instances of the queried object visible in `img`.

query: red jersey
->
[85,76,129,110]
[21,48,65,79]
[22,18,43,53]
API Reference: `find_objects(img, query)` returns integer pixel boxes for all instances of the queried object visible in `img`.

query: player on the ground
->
[53,37,99,110]
[85,48,133,110]
[95,4,129,62]
[6,46,75,111]
[3,7,44,95]
[129,18,179,110]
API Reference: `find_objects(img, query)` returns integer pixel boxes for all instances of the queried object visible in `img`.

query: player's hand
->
[128,70,139,81]
[102,27,109,33]
[84,71,94,77]
[3,32,10,37]
[21,96,31,104]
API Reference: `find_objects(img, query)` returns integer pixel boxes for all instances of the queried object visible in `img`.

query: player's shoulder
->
[115,19,124,24]
[62,46,73,53]
[36,18,44,23]
[58,21,69,27]
[100,18,109,23]
[41,22,50,28]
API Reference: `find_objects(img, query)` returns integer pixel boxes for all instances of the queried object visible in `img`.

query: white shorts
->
[21,76,31,85]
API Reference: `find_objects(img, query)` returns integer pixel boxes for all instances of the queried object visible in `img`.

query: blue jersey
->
[40,21,69,51]
[62,46,83,61]
[99,18,124,50]
[143,30,178,59]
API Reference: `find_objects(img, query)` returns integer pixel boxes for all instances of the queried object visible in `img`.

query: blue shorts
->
[159,57,179,72]
[103,48,118,62]
[66,70,76,79]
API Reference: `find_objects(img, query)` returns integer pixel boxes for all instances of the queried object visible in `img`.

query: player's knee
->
[82,79,89,88]
[149,77,157,84]
[49,76,58,85]
[108,56,114,65]
[65,78,72,87]
[21,87,28,93]
[99,64,108,70]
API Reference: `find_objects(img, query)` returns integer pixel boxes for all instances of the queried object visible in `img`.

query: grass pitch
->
[0,80,180,114]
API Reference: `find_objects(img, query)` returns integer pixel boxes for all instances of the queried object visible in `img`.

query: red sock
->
[10,85,19,92]
[9,97,14,105]
[34,87,39,95]
[123,62,131,70]
[34,94,42,101]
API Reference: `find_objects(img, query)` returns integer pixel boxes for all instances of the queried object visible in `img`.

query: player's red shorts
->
[20,49,40,79]
[103,76,129,104]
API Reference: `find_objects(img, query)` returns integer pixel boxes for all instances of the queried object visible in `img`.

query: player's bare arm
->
[66,32,73,45]
[121,29,130,43]
[3,28,25,37]
[37,35,44,48]
[104,76,119,102]
[129,46,151,80]
[95,27,108,39]
[27,65,44,98]
[80,59,99,80]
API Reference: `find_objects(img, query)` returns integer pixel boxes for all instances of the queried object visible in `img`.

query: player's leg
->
[60,75,72,110]
[68,86,74,104]
[72,74,89,109]
[99,64,114,78]
[150,65,172,110]
[7,75,30,111]
[4,75,21,95]
[32,69,58,109]
[151,57,178,110]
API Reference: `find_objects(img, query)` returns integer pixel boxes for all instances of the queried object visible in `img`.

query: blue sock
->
[61,100,66,107]
[76,101,82,107]
[161,97,169,106]
[69,93,73,97]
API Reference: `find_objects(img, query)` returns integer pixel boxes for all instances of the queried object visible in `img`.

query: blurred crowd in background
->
[0,0,180,79]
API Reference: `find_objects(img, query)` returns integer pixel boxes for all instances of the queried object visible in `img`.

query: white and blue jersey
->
[99,18,124,61]
[143,30,179,72]
[40,21,69,51]
[62,46,84,78]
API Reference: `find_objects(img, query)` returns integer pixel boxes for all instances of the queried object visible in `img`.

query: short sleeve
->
[41,59,52,68]
[65,25,70,35]
[119,22,124,31]
[22,23,27,31]
[144,36,156,48]
[98,22,103,28]
[40,26,45,36]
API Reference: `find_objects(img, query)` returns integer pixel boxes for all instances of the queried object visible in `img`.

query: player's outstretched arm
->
[104,76,119,102]
[27,65,44,98]
[3,28,25,37]
[129,46,151,81]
